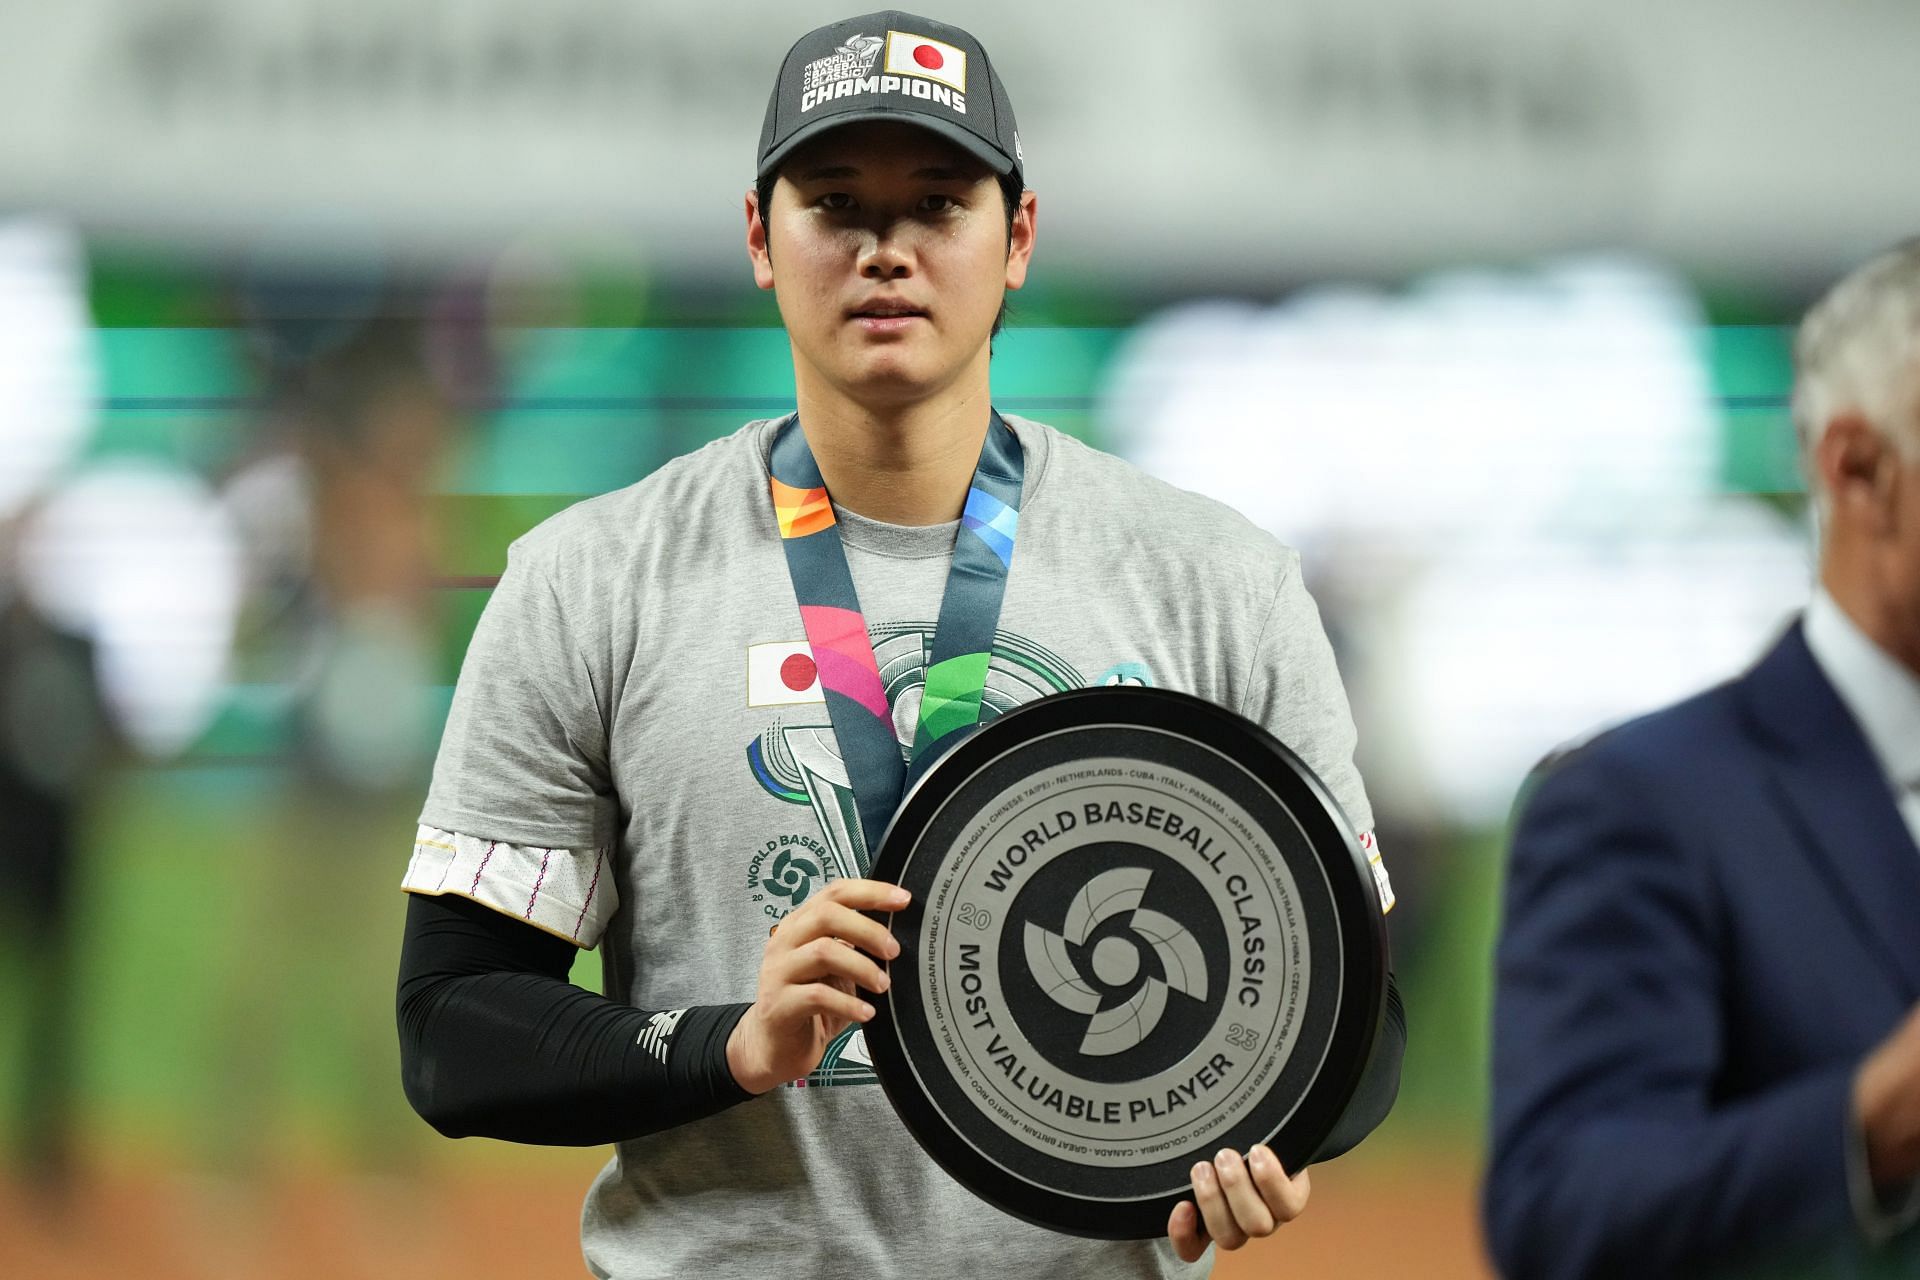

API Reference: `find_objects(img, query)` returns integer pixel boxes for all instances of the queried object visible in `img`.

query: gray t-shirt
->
[407,413,1380,1279]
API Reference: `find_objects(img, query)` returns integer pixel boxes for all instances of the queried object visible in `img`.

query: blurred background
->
[0,1,1913,1276]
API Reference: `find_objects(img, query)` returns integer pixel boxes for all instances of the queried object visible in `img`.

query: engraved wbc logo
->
[1023,867,1210,1056]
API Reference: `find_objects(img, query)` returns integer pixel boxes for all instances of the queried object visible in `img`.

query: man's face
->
[1882,430,1920,667]
[1818,393,1920,672]
[747,120,1035,410]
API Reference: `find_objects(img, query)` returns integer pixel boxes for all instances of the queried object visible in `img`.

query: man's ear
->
[1004,189,1037,292]
[1819,412,1896,534]
[746,189,775,291]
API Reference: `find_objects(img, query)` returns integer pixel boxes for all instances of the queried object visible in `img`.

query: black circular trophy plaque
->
[863,687,1390,1239]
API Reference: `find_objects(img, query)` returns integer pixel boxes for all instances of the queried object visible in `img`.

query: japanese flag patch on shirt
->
[747,640,826,707]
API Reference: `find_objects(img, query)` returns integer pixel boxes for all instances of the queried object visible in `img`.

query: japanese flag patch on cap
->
[884,30,966,92]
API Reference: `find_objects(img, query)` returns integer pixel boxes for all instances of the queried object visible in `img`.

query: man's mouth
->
[851,301,927,320]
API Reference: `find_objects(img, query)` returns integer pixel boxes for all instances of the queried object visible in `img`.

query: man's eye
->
[920,195,956,214]
[819,192,854,210]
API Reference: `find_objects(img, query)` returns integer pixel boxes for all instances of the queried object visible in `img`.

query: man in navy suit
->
[1485,242,1920,1279]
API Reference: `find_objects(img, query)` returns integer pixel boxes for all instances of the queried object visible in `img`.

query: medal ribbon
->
[768,411,1023,870]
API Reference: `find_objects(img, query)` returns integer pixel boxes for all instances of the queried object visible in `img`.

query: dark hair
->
[755,168,1024,342]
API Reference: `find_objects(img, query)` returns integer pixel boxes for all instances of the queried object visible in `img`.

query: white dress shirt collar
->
[1803,587,1920,791]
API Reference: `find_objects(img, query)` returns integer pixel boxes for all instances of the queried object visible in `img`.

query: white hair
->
[1792,239,1920,516]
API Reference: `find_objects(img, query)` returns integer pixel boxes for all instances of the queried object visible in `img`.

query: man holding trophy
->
[395,12,1404,1276]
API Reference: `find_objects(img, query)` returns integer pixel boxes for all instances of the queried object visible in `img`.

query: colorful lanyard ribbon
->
[768,411,1023,870]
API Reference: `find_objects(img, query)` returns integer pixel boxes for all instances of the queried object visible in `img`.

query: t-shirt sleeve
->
[402,824,617,949]
[418,533,619,856]
[1240,548,1394,913]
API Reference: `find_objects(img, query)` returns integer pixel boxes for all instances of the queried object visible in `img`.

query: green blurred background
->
[0,247,1810,1277]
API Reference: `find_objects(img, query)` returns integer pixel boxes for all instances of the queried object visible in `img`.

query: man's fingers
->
[819,877,912,911]
[1247,1146,1310,1222]
[815,901,904,961]
[772,895,904,962]
[1165,1147,1308,1258]
[1191,1159,1247,1250]
[779,934,892,995]
[1166,1199,1209,1264]
[773,980,874,1027]
[738,881,910,1089]
[1214,1148,1277,1238]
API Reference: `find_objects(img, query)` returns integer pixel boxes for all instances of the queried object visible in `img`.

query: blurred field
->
[0,1147,1489,1279]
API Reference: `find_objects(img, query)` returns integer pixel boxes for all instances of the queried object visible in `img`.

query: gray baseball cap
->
[757,11,1024,188]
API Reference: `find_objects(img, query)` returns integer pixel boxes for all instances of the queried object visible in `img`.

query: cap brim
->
[759,109,1017,184]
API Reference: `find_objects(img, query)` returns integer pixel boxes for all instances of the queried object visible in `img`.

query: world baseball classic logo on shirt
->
[740,626,1169,1091]
[746,624,1087,883]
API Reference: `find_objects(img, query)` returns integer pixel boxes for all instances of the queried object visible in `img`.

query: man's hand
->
[1856,1002,1920,1189]
[726,878,908,1095]
[1166,1144,1310,1262]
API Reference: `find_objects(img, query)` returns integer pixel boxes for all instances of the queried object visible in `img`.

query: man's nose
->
[858,227,913,279]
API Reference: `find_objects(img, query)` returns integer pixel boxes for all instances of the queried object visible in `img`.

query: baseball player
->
[396,11,1405,1277]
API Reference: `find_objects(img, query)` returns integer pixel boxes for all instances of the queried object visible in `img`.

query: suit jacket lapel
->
[1741,620,1920,1001]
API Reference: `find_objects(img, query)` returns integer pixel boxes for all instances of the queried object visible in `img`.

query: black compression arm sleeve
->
[1311,968,1406,1163]
[396,892,757,1145]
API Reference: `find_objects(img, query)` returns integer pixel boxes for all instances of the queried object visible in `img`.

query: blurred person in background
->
[208,298,460,1183]
[0,583,107,1203]
[0,217,113,1207]
[1485,241,1920,1278]
[395,9,1403,1278]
